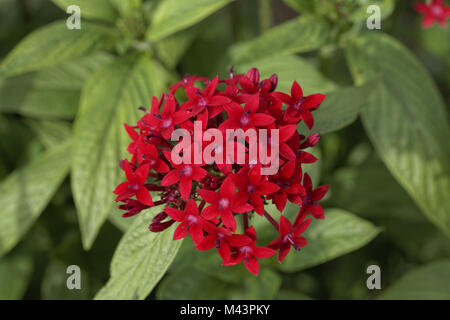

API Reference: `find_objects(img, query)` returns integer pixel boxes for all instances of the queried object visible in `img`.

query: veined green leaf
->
[95,211,183,300]
[278,209,380,272]
[379,260,450,300]
[0,20,116,77]
[236,54,336,95]
[0,140,71,258]
[229,17,330,65]
[146,0,233,42]
[25,120,71,149]
[0,53,112,119]
[51,0,118,23]
[346,33,450,237]
[72,56,169,250]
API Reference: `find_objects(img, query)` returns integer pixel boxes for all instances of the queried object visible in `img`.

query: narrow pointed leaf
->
[146,0,233,42]
[72,56,169,249]
[229,16,330,65]
[0,21,116,77]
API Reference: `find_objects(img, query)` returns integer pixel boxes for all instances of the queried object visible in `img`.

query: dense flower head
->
[415,0,450,28]
[113,68,329,275]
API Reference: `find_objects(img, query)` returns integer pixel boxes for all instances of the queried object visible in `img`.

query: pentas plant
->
[113,68,329,275]
[415,0,450,28]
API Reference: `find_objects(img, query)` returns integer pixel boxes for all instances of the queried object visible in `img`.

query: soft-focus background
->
[0,0,449,300]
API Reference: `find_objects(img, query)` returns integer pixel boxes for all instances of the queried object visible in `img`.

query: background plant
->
[0,0,449,300]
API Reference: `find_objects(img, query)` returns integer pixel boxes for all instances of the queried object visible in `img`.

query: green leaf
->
[0,53,112,119]
[235,54,336,95]
[229,17,330,65]
[346,33,450,237]
[25,120,71,149]
[72,55,169,250]
[146,0,233,42]
[157,267,230,300]
[94,212,183,300]
[0,140,71,258]
[378,260,450,300]
[331,159,450,262]
[298,85,372,135]
[0,21,117,77]
[278,209,380,272]
[0,254,33,299]
[51,0,118,23]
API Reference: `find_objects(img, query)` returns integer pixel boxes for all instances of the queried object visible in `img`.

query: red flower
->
[114,67,328,275]
[165,199,205,245]
[220,95,275,131]
[269,214,311,263]
[170,74,208,94]
[161,151,208,201]
[272,81,325,129]
[137,142,170,173]
[224,226,276,275]
[300,173,329,219]
[181,76,231,128]
[198,177,253,231]
[142,95,191,140]
[196,222,233,262]
[113,160,153,206]
[231,165,279,215]
[415,0,450,27]
[267,160,305,212]
[118,199,151,217]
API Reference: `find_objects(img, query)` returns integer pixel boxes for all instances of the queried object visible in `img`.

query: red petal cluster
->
[415,0,450,27]
[113,68,329,275]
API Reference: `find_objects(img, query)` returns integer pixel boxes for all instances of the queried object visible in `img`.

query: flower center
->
[247,185,256,194]
[182,165,193,176]
[198,98,208,107]
[239,245,252,255]
[293,97,305,110]
[240,116,250,126]
[162,118,172,129]
[218,198,230,210]
[431,4,443,16]
[186,214,198,224]
[128,182,139,191]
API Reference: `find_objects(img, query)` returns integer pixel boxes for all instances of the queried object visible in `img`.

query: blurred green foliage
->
[0,0,448,300]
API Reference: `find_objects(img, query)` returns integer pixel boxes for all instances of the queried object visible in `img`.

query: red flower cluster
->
[415,0,450,27]
[114,68,329,275]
